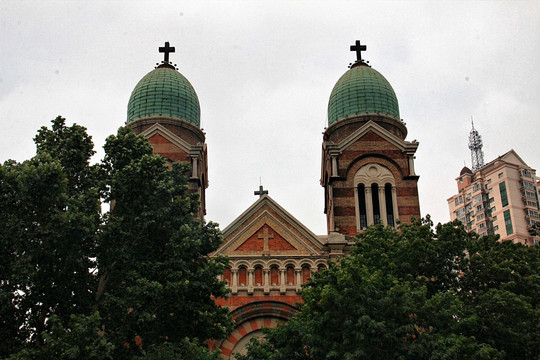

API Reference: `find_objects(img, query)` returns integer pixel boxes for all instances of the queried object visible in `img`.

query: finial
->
[159,42,175,63]
[254,185,268,198]
[350,40,367,64]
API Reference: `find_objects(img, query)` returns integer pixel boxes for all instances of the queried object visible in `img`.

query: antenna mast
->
[468,117,485,171]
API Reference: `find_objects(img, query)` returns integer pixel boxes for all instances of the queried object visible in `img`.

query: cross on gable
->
[258,226,274,252]
[159,42,175,63]
[254,185,268,198]
[350,40,367,62]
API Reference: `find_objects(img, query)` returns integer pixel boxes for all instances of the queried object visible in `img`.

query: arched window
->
[354,164,398,231]
[371,183,380,224]
[270,266,280,285]
[385,183,395,227]
[254,266,263,286]
[302,265,311,283]
[358,184,367,229]
[223,268,231,284]
[238,266,247,286]
[286,265,295,285]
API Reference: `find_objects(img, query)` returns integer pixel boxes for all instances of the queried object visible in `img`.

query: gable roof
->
[331,120,419,154]
[213,195,324,257]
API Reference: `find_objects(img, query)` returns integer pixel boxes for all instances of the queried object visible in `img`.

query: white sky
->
[1,1,539,235]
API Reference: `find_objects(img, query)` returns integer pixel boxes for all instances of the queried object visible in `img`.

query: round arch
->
[218,301,299,358]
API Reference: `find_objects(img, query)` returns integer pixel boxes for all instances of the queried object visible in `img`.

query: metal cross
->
[258,226,274,252]
[159,42,175,63]
[254,185,268,198]
[350,40,367,62]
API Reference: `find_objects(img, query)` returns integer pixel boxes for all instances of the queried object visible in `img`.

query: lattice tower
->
[468,119,485,171]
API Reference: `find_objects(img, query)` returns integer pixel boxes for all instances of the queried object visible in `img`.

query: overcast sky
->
[1,1,539,234]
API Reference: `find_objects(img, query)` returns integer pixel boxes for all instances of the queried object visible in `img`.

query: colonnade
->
[354,183,399,229]
[219,262,326,294]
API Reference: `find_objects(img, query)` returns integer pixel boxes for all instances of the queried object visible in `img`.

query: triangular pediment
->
[234,224,297,252]
[336,120,418,153]
[499,149,529,168]
[213,195,324,257]
[139,123,193,154]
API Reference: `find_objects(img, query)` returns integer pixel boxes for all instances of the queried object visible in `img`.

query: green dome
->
[328,64,399,125]
[127,66,200,126]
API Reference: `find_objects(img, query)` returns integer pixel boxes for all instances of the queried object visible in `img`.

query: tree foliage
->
[239,219,540,360]
[0,117,232,359]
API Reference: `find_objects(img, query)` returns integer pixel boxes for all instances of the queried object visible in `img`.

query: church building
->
[125,41,421,358]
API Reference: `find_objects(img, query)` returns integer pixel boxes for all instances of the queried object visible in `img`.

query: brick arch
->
[218,301,298,358]
[345,154,405,182]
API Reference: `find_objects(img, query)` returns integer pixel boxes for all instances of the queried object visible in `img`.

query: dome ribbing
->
[127,66,200,127]
[328,64,399,126]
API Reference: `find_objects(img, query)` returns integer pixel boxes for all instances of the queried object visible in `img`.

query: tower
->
[126,42,208,219]
[468,119,485,172]
[321,41,421,237]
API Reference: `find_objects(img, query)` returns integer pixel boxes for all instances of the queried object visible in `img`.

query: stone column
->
[231,269,238,294]
[248,269,254,294]
[331,156,339,177]
[365,186,374,225]
[263,269,270,294]
[392,186,399,225]
[280,269,286,294]
[408,155,416,176]
[354,186,360,231]
[191,156,199,178]
[295,268,302,292]
[379,186,387,226]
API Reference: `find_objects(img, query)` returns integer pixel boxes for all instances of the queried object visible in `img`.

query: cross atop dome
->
[159,41,175,63]
[350,40,367,63]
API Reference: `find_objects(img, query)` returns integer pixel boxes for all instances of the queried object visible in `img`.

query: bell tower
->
[321,41,420,237]
[126,42,208,219]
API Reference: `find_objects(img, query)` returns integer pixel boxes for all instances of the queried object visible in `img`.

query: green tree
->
[94,127,231,359]
[0,118,232,359]
[239,219,540,360]
[0,117,101,357]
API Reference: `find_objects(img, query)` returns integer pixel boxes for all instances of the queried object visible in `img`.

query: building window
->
[522,181,535,190]
[473,183,481,192]
[223,268,231,284]
[358,184,367,229]
[385,184,395,227]
[286,265,295,285]
[477,213,485,220]
[473,194,482,204]
[523,190,536,199]
[354,164,398,230]
[504,210,513,235]
[521,169,532,178]
[254,266,263,286]
[238,267,247,286]
[499,181,508,207]
[270,266,280,285]
[371,183,381,224]
[487,179,492,184]
[302,265,311,283]
[493,225,499,231]
[498,172,503,178]
[526,209,540,219]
